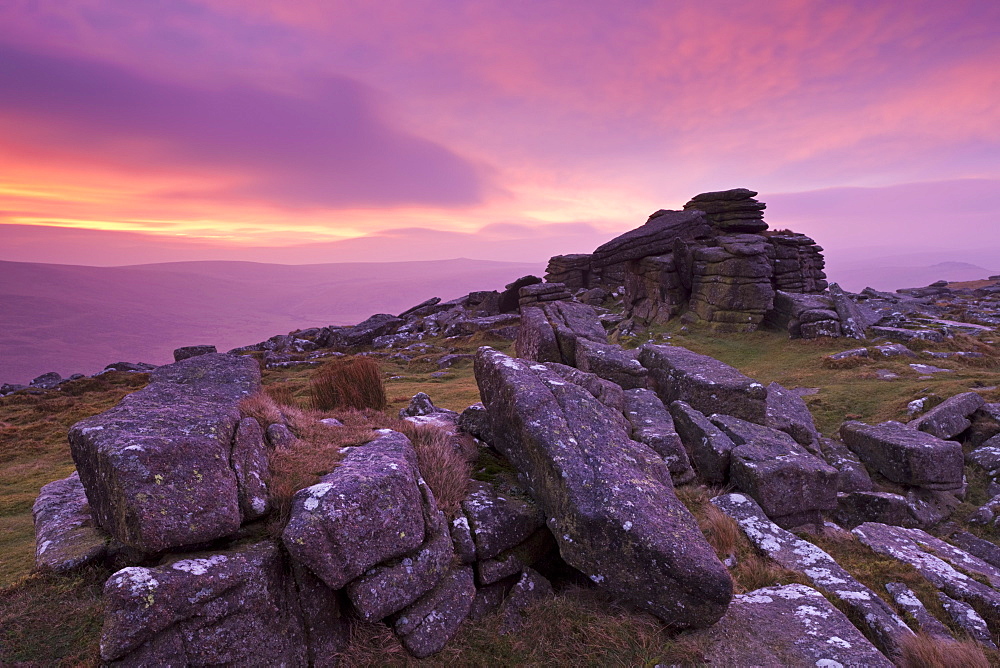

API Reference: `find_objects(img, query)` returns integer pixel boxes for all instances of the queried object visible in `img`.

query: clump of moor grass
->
[310,357,387,411]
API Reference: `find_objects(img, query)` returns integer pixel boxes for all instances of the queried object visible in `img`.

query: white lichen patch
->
[172,554,228,576]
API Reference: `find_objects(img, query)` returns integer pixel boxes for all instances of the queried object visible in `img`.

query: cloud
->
[0,41,487,209]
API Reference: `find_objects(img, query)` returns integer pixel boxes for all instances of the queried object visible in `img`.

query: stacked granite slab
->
[765,290,843,339]
[518,282,573,307]
[768,233,828,293]
[686,234,776,333]
[622,253,688,324]
[544,254,593,290]
[682,188,768,233]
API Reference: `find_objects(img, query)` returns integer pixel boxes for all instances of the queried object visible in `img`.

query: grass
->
[897,632,990,668]
[310,357,388,411]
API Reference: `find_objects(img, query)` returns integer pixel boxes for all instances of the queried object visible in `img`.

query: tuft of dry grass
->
[701,504,740,560]
[822,354,872,370]
[897,632,990,668]
[239,391,285,426]
[731,552,806,593]
[395,422,473,517]
[310,357,387,411]
[264,383,299,408]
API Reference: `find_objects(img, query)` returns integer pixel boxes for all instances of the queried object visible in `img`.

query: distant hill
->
[0,258,544,384]
[825,259,998,293]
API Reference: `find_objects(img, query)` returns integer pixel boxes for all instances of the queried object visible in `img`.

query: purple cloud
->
[0,42,486,208]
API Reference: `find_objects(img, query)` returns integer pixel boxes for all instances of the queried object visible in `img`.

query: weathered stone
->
[542,300,607,367]
[450,515,477,564]
[33,472,108,572]
[639,343,767,423]
[829,282,868,339]
[545,254,593,290]
[873,342,917,358]
[172,345,217,361]
[968,493,1000,527]
[398,297,442,319]
[282,431,425,590]
[840,420,964,490]
[623,389,694,485]
[713,493,910,658]
[499,275,542,313]
[713,416,838,528]
[820,438,874,492]
[833,491,914,529]
[346,479,453,621]
[392,566,476,658]
[884,583,952,640]
[457,402,493,444]
[854,523,1000,619]
[321,314,403,348]
[908,391,985,440]
[870,326,944,344]
[800,319,842,339]
[290,560,351,666]
[695,584,894,667]
[468,576,517,621]
[514,306,561,363]
[949,531,1000,569]
[100,542,306,665]
[461,481,545,561]
[590,210,712,267]
[905,487,961,528]
[498,567,553,634]
[828,347,869,361]
[69,354,260,552]
[938,593,997,650]
[574,338,647,390]
[765,382,820,451]
[474,347,732,627]
[231,417,270,520]
[475,528,556,585]
[668,400,735,484]
[399,391,457,418]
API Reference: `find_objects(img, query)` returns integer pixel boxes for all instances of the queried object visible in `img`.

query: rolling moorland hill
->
[0,258,545,384]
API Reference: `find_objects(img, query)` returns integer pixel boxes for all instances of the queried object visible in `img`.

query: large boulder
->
[474,347,732,627]
[639,344,767,423]
[69,354,260,553]
[100,542,307,665]
[320,313,403,348]
[829,282,868,339]
[668,400,736,484]
[764,382,820,451]
[840,420,964,490]
[33,472,109,572]
[574,338,648,390]
[282,431,426,590]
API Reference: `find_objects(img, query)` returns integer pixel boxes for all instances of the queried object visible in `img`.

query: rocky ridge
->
[18,191,1000,665]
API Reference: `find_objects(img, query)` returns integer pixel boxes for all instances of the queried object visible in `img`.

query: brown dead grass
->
[701,504,740,559]
[897,632,990,668]
[310,357,387,411]
[394,422,472,516]
[238,391,285,426]
[822,354,872,370]
[264,383,299,408]
[338,586,708,667]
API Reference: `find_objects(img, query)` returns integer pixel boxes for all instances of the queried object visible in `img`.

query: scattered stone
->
[399,392,456,419]
[172,345,217,361]
[876,369,899,380]
[265,422,297,449]
[640,343,767,423]
[967,494,1000,527]
[457,402,493,444]
[829,282,869,339]
[694,584,894,668]
[33,472,108,572]
[873,342,917,358]
[282,431,426,590]
[821,438,874,493]
[884,583,953,640]
[828,347,868,361]
[871,326,945,344]
[320,314,403,348]
[713,493,910,657]
[910,363,954,374]
[840,420,964,490]
[437,353,473,369]
[938,593,997,650]
[104,362,157,373]
[475,347,732,627]
[29,371,63,389]
[498,567,553,634]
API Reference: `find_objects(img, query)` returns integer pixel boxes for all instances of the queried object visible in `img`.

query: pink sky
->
[0,0,997,266]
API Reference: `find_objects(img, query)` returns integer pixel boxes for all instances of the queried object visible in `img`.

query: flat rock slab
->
[69,353,261,553]
[475,347,732,627]
[696,584,894,668]
[575,338,648,390]
[639,343,767,423]
[101,542,306,665]
[590,209,712,267]
[713,493,910,656]
[840,420,964,490]
[938,593,997,650]
[282,430,426,590]
[33,471,108,572]
[765,381,820,450]
[908,391,985,440]
[853,522,1000,620]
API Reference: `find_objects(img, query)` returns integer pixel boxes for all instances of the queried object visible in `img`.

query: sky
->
[0,0,998,266]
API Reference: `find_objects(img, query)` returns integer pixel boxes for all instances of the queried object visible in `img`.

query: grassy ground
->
[4,319,1000,664]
